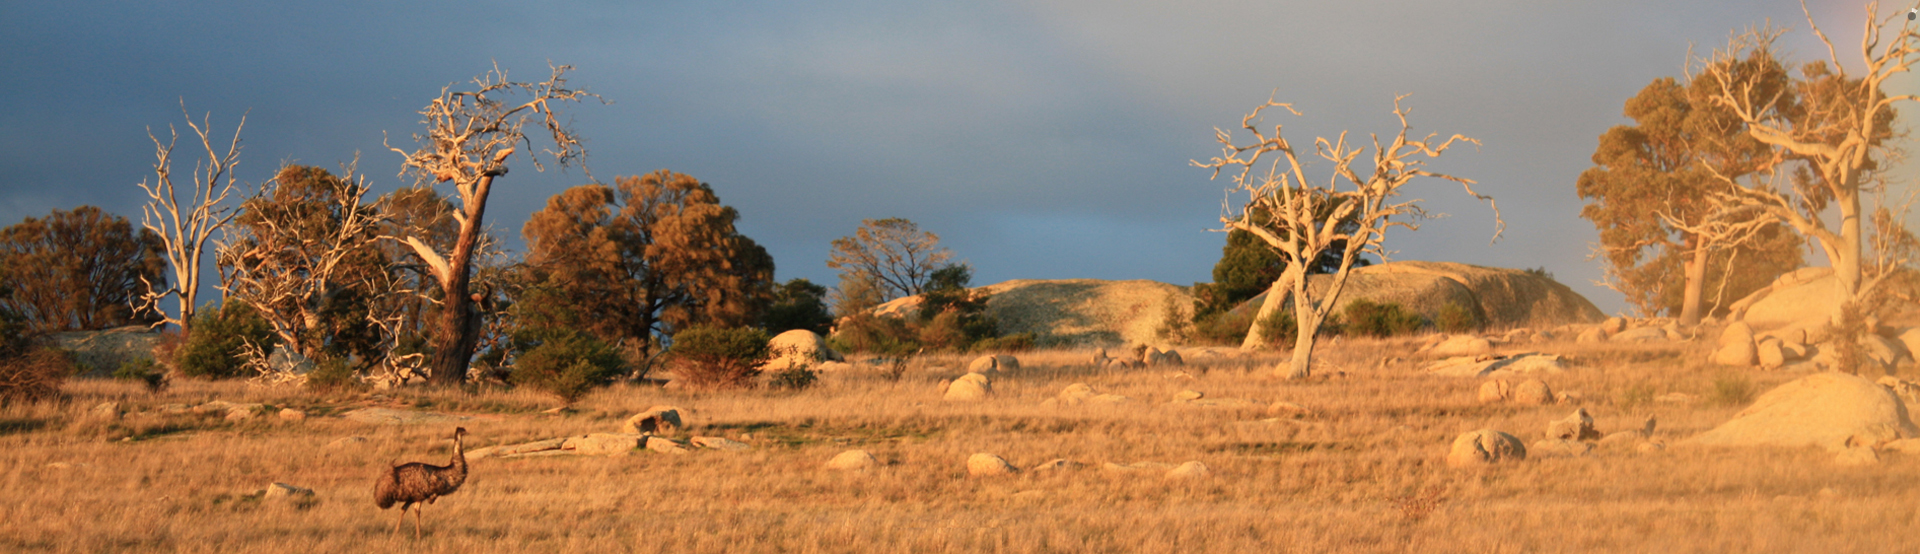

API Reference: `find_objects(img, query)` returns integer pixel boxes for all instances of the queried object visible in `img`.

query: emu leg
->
[414,501,425,539]
[391,503,410,537]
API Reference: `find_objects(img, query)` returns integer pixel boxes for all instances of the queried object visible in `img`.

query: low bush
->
[113,358,167,393]
[1191,309,1256,346]
[829,313,919,355]
[304,356,362,393]
[174,301,275,380]
[1436,302,1482,334]
[510,329,624,403]
[1709,373,1755,407]
[1342,299,1424,338]
[1256,309,1299,346]
[669,326,771,391]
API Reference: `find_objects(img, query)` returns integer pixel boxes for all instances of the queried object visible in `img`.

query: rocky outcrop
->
[1687,372,1920,450]
[1232,261,1606,331]
[869,279,1192,347]
[1448,429,1527,467]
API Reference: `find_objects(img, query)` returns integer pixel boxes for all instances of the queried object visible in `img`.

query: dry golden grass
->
[5,335,1920,553]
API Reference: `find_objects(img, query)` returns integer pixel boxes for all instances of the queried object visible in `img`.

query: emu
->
[373,427,469,538]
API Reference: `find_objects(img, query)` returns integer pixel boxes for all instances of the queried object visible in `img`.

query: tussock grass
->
[4,334,1917,553]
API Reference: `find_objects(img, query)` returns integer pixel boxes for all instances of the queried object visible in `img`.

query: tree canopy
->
[827,218,952,301]
[521,170,774,363]
[0,206,167,332]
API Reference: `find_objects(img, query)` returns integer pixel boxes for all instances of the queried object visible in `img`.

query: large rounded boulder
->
[1686,372,1920,450]
[1231,261,1605,330]
[765,329,843,370]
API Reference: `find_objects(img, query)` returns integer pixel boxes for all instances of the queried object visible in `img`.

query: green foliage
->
[762,278,834,335]
[1524,266,1556,281]
[669,326,772,391]
[828,313,919,356]
[1155,299,1193,345]
[0,205,167,332]
[1256,309,1298,347]
[113,358,166,393]
[1191,309,1256,346]
[1709,373,1755,407]
[175,300,275,380]
[828,218,953,300]
[224,164,387,368]
[913,264,998,351]
[510,329,625,403]
[1193,201,1370,320]
[767,358,819,391]
[1435,302,1482,334]
[1341,299,1424,338]
[305,356,362,393]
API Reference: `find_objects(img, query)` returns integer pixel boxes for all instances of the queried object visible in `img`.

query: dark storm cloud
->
[2,1,1913,314]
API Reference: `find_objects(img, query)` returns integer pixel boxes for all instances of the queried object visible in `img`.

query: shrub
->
[1257,309,1298,346]
[1342,299,1424,338]
[1155,299,1193,345]
[1709,373,1754,407]
[669,326,771,391]
[917,310,970,351]
[830,313,919,355]
[304,356,362,393]
[1435,302,1481,334]
[1191,309,1255,346]
[510,329,624,403]
[768,365,819,391]
[113,358,167,393]
[0,308,71,403]
[174,300,276,380]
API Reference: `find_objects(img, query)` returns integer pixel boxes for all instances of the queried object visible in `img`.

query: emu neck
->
[446,434,468,488]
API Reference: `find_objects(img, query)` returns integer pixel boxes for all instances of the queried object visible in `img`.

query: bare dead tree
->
[387,63,596,385]
[1697,4,1920,313]
[134,105,247,337]
[1195,94,1500,379]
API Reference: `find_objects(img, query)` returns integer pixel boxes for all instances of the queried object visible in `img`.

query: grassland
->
[5,335,1919,553]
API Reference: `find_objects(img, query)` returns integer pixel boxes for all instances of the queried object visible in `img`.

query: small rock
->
[1428,335,1494,357]
[278,408,307,422]
[1576,327,1608,343]
[475,438,567,458]
[1166,461,1211,479]
[1146,349,1185,367]
[1635,441,1666,453]
[825,450,877,471]
[1602,317,1628,335]
[88,402,122,421]
[262,482,315,500]
[1714,322,1757,366]
[621,406,684,435]
[967,356,999,373]
[1448,429,1526,467]
[1880,438,1920,454]
[1757,339,1787,369]
[566,433,643,456]
[646,436,690,455]
[1102,461,1177,474]
[1056,383,1096,406]
[1477,380,1512,404]
[1513,379,1555,406]
[966,453,1018,476]
[225,407,260,421]
[944,372,992,401]
[1597,431,1646,449]
[691,436,750,451]
[1087,394,1131,405]
[1030,459,1085,472]
[1172,390,1204,403]
[993,355,1022,371]
[1545,408,1600,441]
[1609,327,1669,343]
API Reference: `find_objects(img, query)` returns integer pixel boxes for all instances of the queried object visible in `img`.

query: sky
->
[3,1,1917,316]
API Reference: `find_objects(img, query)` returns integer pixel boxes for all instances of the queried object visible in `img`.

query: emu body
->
[373,427,468,538]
